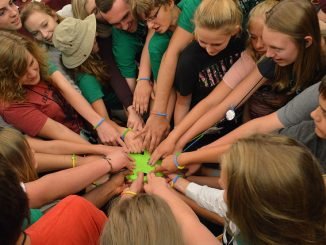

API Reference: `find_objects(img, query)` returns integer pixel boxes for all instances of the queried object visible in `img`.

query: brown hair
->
[222,134,326,244]
[0,127,38,182]
[265,0,324,93]
[0,31,49,103]
[21,1,64,31]
[96,0,118,13]
[319,75,326,99]
[100,194,184,245]
[130,0,172,20]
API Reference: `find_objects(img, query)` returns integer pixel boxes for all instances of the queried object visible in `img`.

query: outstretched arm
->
[144,173,218,245]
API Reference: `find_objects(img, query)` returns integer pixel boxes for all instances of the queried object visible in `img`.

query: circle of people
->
[0,0,325,244]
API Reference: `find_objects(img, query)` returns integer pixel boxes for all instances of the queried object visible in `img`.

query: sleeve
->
[2,103,48,136]
[223,50,256,89]
[177,0,201,33]
[174,41,200,96]
[148,32,172,81]
[257,57,276,80]
[76,73,104,104]
[97,36,133,108]
[276,82,320,127]
[185,182,227,217]
[112,27,140,78]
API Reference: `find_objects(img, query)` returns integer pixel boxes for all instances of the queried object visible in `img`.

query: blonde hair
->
[222,134,326,244]
[100,194,184,245]
[71,0,111,38]
[21,2,64,30]
[0,31,49,103]
[0,127,37,182]
[265,0,324,93]
[246,0,280,61]
[194,0,242,34]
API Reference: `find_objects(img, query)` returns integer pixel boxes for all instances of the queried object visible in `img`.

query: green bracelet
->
[120,128,132,141]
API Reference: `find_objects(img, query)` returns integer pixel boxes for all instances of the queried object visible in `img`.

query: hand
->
[184,163,201,176]
[106,150,135,172]
[127,106,144,131]
[124,130,144,153]
[149,137,177,164]
[144,173,169,195]
[154,154,177,173]
[133,80,153,115]
[138,115,170,153]
[97,121,126,148]
[110,170,130,189]
[129,172,144,193]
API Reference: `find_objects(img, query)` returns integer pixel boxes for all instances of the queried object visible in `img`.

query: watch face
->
[226,109,236,121]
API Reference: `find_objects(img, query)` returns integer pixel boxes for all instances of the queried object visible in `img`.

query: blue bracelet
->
[173,152,184,170]
[136,77,151,82]
[93,117,105,129]
[151,112,168,117]
[172,175,180,184]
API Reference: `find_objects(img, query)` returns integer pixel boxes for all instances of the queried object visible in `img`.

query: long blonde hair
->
[222,134,326,244]
[194,0,242,34]
[100,194,184,245]
[265,0,324,93]
[0,31,49,103]
[0,127,37,182]
[246,0,280,61]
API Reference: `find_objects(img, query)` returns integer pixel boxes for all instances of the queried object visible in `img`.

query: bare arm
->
[144,173,217,245]
[38,117,88,144]
[26,136,119,155]
[25,150,132,208]
[141,27,194,152]
[206,112,284,148]
[50,71,124,146]
[177,66,266,149]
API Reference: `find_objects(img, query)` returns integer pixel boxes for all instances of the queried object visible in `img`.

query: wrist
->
[103,156,114,172]
[120,128,132,141]
[173,152,184,170]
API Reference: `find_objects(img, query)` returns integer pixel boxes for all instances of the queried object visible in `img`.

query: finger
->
[149,135,159,154]
[154,165,165,172]
[149,149,161,165]
[143,131,152,151]
[134,128,147,138]
[117,137,127,148]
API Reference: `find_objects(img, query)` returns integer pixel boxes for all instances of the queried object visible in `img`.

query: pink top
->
[223,50,256,89]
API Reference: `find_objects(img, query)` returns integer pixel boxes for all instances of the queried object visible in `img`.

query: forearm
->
[174,93,192,125]
[206,112,283,148]
[178,145,230,166]
[51,71,105,126]
[26,158,112,208]
[153,187,217,245]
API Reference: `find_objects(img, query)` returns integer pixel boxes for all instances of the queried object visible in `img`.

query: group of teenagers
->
[0,0,326,244]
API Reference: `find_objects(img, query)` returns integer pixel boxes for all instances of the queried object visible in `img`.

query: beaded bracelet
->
[173,152,184,170]
[93,117,105,130]
[120,128,132,141]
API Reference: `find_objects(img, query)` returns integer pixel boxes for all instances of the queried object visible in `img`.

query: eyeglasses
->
[145,5,161,22]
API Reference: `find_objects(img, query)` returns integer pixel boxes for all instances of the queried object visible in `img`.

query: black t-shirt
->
[174,35,245,107]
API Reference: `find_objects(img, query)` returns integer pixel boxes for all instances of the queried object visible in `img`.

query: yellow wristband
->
[71,154,77,168]
[122,190,137,196]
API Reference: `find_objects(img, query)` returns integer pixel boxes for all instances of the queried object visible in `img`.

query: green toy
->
[127,151,164,181]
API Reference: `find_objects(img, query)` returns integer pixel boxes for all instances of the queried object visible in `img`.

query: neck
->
[169,6,181,32]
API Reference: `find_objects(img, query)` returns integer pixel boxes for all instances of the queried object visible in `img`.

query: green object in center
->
[127,150,163,181]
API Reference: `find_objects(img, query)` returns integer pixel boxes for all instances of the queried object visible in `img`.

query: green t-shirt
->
[22,209,43,229]
[177,0,201,33]
[112,23,147,78]
[76,73,104,104]
[148,0,200,80]
[148,32,173,80]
